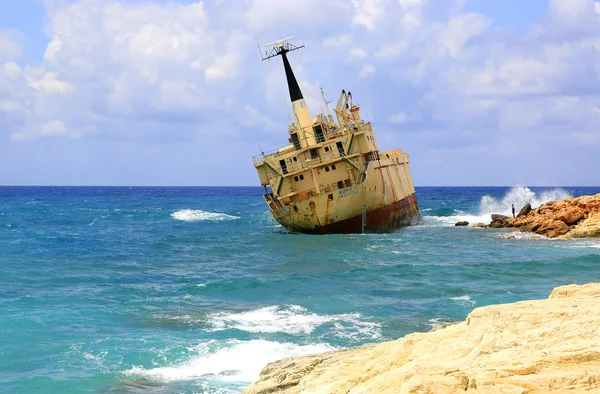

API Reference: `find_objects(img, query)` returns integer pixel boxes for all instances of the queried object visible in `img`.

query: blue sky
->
[1,0,599,186]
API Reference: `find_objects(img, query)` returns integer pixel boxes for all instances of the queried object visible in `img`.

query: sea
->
[1,185,600,393]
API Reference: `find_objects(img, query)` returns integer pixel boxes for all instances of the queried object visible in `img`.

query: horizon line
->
[1,185,600,188]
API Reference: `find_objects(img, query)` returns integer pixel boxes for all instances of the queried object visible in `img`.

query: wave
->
[421,207,462,217]
[479,186,571,218]
[171,209,240,222]
[123,339,335,383]
[498,231,547,240]
[206,305,381,339]
[422,186,571,226]
[449,295,476,306]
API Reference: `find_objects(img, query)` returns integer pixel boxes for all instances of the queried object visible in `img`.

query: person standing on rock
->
[512,204,516,218]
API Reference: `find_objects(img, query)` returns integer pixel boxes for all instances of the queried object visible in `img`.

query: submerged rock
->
[454,221,469,226]
[486,193,600,238]
[242,283,600,394]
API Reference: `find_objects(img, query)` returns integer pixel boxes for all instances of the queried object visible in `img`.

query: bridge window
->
[279,159,288,174]
[331,164,337,170]
[299,174,304,180]
[310,148,319,159]
[325,166,330,172]
[294,176,299,182]
[313,125,325,143]
[344,179,352,187]
[337,181,344,189]
[325,146,330,152]
[290,133,301,150]
[336,141,345,155]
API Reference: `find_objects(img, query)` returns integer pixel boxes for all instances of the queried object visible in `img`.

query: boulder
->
[516,203,532,218]
[455,221,469,226]
[536,220,569,238]
[556,206,585,225]
[491,214,508,222]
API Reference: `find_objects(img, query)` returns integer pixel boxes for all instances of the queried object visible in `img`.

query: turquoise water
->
[1,186,600,393]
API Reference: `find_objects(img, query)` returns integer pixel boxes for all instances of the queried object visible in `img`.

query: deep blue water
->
[1,186,600,393]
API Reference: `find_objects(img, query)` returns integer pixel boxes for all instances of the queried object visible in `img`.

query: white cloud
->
[359,64,376,78]
[352,0,386,30]
[323,35,351,48]
[389,111,423,124]
[0,30,22,61]
[440,13,490,59]
[1,0,255,144]
[3,0,600,185]
[549,0,596,26]
[398,0,425,10]
[349,47,368,60]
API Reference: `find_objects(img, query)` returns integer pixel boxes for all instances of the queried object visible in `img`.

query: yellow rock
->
[242,283,600,394]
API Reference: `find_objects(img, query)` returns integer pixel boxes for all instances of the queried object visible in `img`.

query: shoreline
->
[243,283,600,393]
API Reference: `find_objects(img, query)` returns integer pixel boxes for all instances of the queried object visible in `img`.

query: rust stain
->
[386,166,397,201]
[309,200,323,227]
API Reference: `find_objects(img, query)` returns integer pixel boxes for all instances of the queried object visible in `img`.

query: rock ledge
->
[243,283,600,394]
[487,193,600,238]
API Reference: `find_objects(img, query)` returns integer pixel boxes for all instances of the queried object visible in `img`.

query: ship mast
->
[263,36,316,148]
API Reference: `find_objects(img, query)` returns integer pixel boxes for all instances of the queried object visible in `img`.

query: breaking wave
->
[171,209,240,222]
[422,186,571,226]
[479,186,571,219]
[123,339,335,383]
[206,305,381,339]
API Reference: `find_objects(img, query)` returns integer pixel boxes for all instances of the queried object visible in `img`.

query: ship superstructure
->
[253,37,420,233]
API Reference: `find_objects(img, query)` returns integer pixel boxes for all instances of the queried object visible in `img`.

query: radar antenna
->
[262,36,304,61]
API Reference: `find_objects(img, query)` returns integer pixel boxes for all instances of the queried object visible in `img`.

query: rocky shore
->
[484,193,600,238]
[242,283,600,393]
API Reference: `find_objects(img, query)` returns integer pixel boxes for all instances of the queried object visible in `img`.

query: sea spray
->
[421,186,572,226]
[123,339,336,384]
[479,186,571,218]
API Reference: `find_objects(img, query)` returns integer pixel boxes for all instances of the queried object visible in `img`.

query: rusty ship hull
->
[253,38,419,234]
[261,146,420,234]
[281,193,419,234]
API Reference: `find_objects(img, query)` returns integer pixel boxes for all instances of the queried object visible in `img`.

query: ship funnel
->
[262,37,316,148]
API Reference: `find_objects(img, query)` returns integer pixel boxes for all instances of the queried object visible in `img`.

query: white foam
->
[498,231,547,240]
[427,317,455,329]
[422,186,572,226]
[479,186,571,219]
[123,339,335,383]
[450,295,476,306]
[171,209,240,222]
[206,305,381,339]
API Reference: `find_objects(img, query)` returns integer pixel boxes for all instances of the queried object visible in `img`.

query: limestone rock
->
[491,214,509,222]
[485,193,600,238]
[242,283,600,394]
[516,203,532,218]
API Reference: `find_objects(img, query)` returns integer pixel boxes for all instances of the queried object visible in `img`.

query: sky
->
[0,0,599,186]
